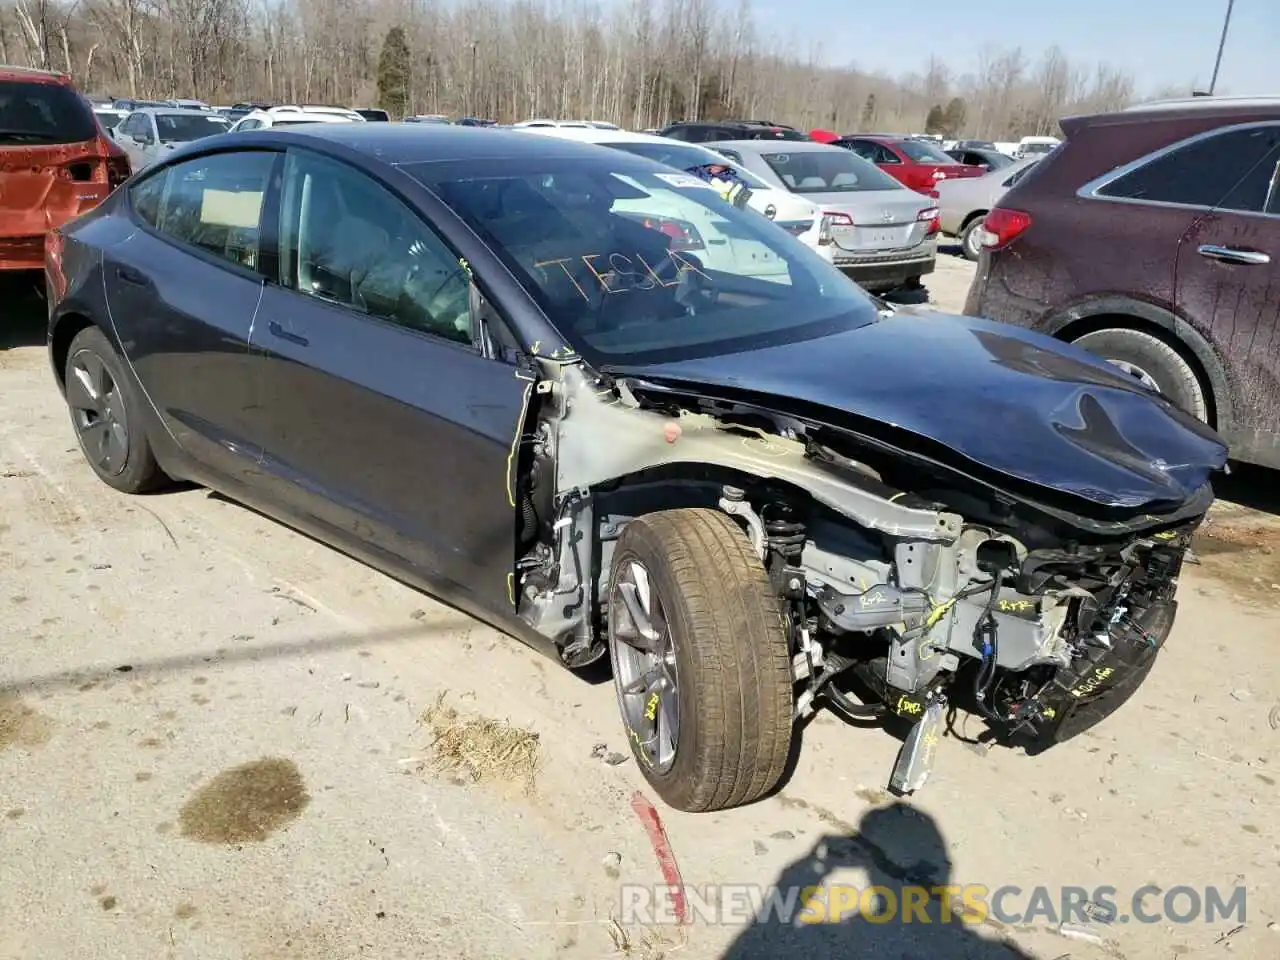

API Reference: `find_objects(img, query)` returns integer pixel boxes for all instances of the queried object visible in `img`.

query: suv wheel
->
[1072,328,1209,422]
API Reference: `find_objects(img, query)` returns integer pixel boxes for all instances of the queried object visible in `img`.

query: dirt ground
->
[2,257,1279,960]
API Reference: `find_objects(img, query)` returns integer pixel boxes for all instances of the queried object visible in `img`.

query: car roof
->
[707,139,844,154]
[132,107,225,117]
[230,123,627,164]
[1067,101,1280,131]
[0,64,71,84]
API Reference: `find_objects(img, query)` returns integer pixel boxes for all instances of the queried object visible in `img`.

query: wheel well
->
[959,209,988,231]
[1052,313,1219,428]
[50,312,96,389]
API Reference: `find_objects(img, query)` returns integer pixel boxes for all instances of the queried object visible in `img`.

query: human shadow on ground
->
[720,801,1032,960]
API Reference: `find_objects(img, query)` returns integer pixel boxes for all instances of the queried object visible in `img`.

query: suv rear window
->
[1097,125,1280,209]
[0,80,97,144]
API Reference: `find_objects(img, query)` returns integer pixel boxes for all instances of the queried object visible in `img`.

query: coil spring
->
[764,503,806,563]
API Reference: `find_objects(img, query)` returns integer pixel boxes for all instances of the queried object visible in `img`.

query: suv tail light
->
[917,206,940,235]
[980,207,1032,250]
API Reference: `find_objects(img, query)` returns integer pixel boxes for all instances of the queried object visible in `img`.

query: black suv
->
[659,120,809,143]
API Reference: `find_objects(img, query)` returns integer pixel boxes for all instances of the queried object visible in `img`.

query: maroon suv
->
[966,98,1280,470]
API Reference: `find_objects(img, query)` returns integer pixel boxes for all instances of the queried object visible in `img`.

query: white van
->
[1015,135,1060,159]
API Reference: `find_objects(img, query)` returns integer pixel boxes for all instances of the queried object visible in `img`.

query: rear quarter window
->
[1096,126,1280,208]
[0,79,97,144]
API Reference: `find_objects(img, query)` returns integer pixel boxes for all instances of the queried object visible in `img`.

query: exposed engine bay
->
[511,357,1204,794]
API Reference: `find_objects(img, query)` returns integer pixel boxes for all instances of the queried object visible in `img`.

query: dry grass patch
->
[420,692,541,792]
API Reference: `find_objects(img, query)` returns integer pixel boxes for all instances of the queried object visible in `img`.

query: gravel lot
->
[2,256,1278,960]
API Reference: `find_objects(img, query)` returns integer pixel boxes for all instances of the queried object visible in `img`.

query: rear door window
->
[0,80,97,144]
[1098,126,1280,209]
[139,151,275,271]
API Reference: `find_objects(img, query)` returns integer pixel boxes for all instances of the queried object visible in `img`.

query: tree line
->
[3,0,1181,139]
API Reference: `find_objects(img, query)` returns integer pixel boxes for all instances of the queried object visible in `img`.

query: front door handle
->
[1197,244,1271,266]
[267,320,309,347]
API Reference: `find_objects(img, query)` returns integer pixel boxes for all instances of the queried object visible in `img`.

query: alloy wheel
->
[1104,358,1161,392]
[67,349,130,477]
[609,559,680,772]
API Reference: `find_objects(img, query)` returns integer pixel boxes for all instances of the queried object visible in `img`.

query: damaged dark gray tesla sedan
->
[46,125,1228,812]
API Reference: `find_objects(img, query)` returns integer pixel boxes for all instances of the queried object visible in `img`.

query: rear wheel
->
[1072,328,1209,422]
[960,217,985,260]
[607,509,794,812]
[64,326,168,493]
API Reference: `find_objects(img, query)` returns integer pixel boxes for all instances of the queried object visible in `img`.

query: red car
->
[837,135,985,196]
[1,65,130,271]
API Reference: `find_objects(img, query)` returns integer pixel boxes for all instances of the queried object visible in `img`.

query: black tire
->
[64,325,168,493]
[608,509,793,812]
[1072,328,1209,422]
[960,217,985,261]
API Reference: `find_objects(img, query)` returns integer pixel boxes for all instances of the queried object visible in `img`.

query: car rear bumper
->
[0,237,46,271]
[828,241,937,291]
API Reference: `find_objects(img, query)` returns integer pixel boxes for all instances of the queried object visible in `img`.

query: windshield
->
[0,80,97,144]
[898,139,959,164]
[605,141,771,190]
[156,112,231,141]
[407,156,875,365]
[759,149,902,194]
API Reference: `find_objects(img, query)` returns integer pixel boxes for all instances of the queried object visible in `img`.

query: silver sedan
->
[935,157,1039,260]
[706,139,939,295]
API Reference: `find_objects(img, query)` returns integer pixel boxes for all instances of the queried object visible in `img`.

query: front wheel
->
[608,509,794,812]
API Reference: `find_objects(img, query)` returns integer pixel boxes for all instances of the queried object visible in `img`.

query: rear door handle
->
[267,320,309,347]
[1197,244,1271,266]
[115,265,148,286]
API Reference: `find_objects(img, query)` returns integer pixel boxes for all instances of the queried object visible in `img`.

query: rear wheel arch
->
[959,208,989,231]
[50,312,97,392]
[1043,300,1232,431]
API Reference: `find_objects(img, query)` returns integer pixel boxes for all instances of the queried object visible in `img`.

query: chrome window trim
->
[1075,120,1280,221]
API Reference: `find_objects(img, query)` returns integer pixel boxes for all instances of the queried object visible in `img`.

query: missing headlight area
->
[508,358,1208,812]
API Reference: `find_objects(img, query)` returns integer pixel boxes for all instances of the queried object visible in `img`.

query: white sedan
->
[514,127,827,268]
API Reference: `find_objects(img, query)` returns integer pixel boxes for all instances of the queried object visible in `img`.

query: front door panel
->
[250,286,529,610]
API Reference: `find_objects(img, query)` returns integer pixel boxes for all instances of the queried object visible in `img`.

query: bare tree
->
[0,0,1143,138]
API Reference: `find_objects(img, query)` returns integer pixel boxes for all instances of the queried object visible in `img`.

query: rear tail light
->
[639,216,704,252]
[106,155,131,191]
[980,207,1033,250]
[823,211,854,227]
[917,206,941,235]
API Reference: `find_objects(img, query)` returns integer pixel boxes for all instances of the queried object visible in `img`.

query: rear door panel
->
[102,150,280,482]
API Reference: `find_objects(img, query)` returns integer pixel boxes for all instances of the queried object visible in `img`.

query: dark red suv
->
[966,98,1280,470]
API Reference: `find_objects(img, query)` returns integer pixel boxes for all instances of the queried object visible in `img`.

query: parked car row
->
[9,67,1278,473]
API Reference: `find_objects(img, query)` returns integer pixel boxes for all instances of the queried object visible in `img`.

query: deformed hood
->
[611,311,1228,511]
